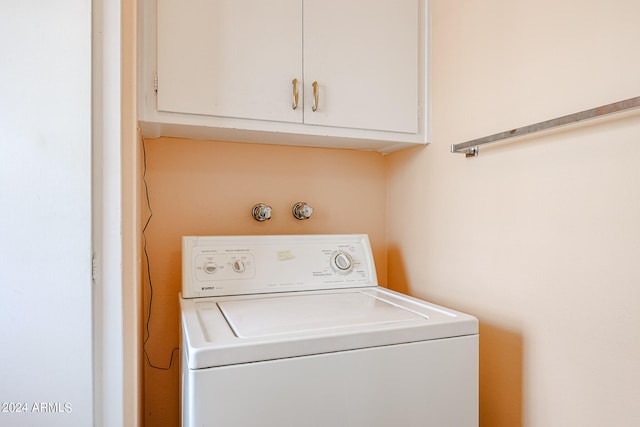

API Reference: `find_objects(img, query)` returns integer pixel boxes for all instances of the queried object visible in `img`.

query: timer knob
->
[331,251,354,274]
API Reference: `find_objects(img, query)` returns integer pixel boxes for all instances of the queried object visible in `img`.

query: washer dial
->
[203,261,218,274]
[331,251,354,274]
[232,259,246,273]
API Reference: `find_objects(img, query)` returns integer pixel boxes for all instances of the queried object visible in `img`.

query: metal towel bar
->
[451,96,640,157]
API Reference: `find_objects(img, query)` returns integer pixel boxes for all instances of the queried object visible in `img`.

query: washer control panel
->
[195,253,255,282]
[182,234,377,298]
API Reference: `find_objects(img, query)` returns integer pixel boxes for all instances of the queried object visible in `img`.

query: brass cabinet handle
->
[312,81,319,112]
[292,78,299,110]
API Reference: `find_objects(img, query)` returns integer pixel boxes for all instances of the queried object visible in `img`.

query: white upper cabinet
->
[302,0,418,134]
[139,0,428,153]
[157,0,303,124]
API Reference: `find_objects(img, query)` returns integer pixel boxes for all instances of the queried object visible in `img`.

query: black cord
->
[142,138,180,371]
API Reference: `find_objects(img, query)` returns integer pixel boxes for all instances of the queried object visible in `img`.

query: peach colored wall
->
[122,0,142,425]
[142,138,386,426]
[388,1,640,426]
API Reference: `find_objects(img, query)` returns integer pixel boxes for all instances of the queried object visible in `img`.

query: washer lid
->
[181,287,479,370]
[218,291,424,338]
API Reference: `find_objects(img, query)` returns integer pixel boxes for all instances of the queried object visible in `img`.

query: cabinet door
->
[303,0,419,133]
[157,0,303,123]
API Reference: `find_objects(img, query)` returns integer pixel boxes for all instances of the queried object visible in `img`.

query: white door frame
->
[93,0,126,425]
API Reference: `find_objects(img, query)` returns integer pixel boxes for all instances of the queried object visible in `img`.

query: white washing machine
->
[180,234,478,426]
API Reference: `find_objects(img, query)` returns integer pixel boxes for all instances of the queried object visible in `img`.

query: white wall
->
[0,1,93,425]
[387,0,640,426]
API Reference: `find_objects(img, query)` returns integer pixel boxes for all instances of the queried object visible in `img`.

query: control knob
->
[331,251,354,274]
[203,262,218,274]
[232,259,246,273]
